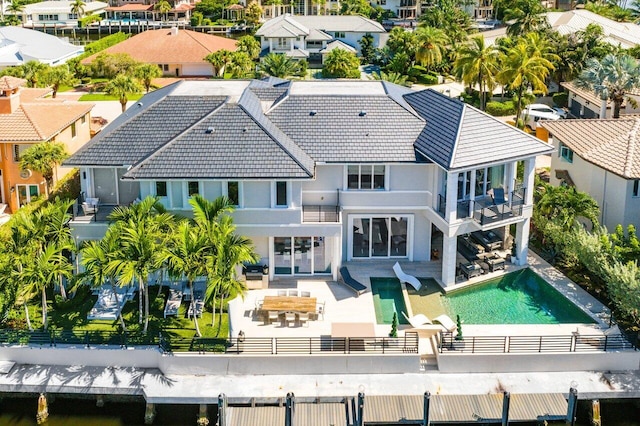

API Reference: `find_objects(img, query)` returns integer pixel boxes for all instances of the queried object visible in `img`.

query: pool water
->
[370,278,409,325]
[443,269,596,324]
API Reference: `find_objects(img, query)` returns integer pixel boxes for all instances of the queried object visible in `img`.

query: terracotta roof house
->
[65,79,552,287]
[81,28,238,77]
[542,119,640,231]
[560,81,640,120]
[0,76,94,213]
[0,26,83,69]
[255,14,386,59]
[105,0,197,22]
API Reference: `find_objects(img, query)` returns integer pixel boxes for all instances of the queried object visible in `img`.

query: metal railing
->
[439,333,637,354]
[302,205,340,223]
[437,187,527,225]
[0,329,419,355]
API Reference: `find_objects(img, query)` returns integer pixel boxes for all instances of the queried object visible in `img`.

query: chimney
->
[170,26,178,36]
[0,76,25,114]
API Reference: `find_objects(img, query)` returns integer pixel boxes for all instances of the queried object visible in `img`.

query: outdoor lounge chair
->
[402,312,458,333]
[0,204,7,216]
[490,188,507,205]
[339,266,366,296]
[393,262,422,291]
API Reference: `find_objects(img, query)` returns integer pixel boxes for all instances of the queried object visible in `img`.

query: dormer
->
[0,76,26,114]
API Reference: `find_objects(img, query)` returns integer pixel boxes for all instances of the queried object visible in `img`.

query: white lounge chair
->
[393,262,422,291]
[402,312,431,328]
[402,312,458,333]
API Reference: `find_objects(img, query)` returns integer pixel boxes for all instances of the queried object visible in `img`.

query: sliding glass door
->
[350,215,409,259]
[273,236,332,275]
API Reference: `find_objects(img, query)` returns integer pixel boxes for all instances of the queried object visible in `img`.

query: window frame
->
[560,144,574,163]
[346,164,386,190]
[187,181,200,197]
[633,179,639,198]
[275,181,288,207]
[71,121,77,138]
[155,181,168,197]
[227,181,240,206]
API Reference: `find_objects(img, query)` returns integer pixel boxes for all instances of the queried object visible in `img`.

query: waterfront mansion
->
[65,78,552,287]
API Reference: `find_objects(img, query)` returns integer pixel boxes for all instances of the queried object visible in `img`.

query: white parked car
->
[520,103,566,129]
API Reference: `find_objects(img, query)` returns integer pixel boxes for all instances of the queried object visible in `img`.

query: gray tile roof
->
[266,95,426,163]
[405,90,553,170]
[65,82,227,167]
[123,104,313,180]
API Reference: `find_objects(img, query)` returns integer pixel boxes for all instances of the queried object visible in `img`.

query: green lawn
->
[5,285,229,342]
[79,93,144,102]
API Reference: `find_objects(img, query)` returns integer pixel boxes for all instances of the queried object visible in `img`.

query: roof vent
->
[243,127,248,132]
[359,110,367,117]
[309,110,317,116]
[205,126,215,134]
[136,102,143,108]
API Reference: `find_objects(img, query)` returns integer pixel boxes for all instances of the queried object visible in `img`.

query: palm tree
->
[414,26,448,71]
[81,235,127,331]
[322,49,361,79]
[18,243,72,330]
[6,0,24,23]
[576,53,640,119]
[258,53,301,79]
[20,142,69,196]
[154,0,171,21]
[370,71,409,86]
[41,199,75,301]
[42,65,74,98]
[134,63,162,93]
[206,215,258,335]
[107,197,173,332]
[496,39,555,127]
[205,50,234,78]
[311,0,324,15]
[165,221,208,337]
[536,182,600,231]
[453,35,499,111]
[21,61,48,88]
[105,74,142,113]
[70,0,85,20]
[503,0,548,37]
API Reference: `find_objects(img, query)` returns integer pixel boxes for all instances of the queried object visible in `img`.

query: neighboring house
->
[561,81,640,119]
[105,0,197,22]
[0,76,94,213]
[255,14,386,59]
[21,1,108,27]
[81,28,237,77]
[542,119,640,232]
[0,26,84,70]
[483,9,640,48]
[64,79,552,287]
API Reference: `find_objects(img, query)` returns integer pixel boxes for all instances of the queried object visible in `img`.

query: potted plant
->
[389,312,398,338]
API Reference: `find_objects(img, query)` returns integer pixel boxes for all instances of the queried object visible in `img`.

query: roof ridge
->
[184,27,216,54]
[622,118,640,178]
[124,97,229,177]
[239,88,314,177]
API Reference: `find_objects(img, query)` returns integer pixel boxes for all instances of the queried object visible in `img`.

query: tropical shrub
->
[552,92,568,108]
[486,101,516,116]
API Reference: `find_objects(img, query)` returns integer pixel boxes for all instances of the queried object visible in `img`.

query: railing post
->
[85,331,90,348]
[471,336,475,353]
[604,336,608,352]
[505,336,509,353]
[538,336,543,353]
[309,338,312,355]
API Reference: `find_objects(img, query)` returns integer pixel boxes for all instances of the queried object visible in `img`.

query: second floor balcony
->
[437,186,526,226]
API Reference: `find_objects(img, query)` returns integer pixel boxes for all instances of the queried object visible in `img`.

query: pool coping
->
[402,252,611,330]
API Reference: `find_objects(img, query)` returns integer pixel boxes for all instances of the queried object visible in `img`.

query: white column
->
[445,172,458,223]
[468,169,476,217]
[524,157,535,205]
[506,161,516,195]
[514,218,530,266]
[441,234,457,287]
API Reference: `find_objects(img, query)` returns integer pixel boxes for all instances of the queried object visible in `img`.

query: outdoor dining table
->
[261,296,317,313]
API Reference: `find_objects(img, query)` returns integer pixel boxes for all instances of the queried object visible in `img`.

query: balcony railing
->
[437,187,527,225]
[302,205,340,223]
[439,333,637,354]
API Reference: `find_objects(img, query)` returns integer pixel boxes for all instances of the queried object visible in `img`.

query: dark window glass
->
[156,181,167,197]
[276,181,287,206]
[228,181,239,205]
[188,181,199,196]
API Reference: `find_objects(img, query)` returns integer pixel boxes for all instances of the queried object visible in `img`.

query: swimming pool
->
[375,269,596,325]
[370,278,409,325]
[442,269,596,324]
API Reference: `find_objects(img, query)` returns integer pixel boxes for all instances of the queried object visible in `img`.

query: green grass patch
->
[79,93,144,102]
[4,285,229,345]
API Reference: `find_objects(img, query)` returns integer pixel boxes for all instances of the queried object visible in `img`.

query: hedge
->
[486,101,516,116]
[552,92,568,108]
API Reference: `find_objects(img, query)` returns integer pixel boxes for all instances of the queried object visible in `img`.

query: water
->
[370,278,409,325]
[443,269,596,324]
[0,396,205,425]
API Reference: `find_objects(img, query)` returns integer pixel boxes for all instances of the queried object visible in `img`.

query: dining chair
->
[284,312,296,327]
[316,302,325,320]
[277,290,287,296]
[288,290,299,297]
[267,310,279,325]
[300,291,311,298]
[297,312,309,327]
